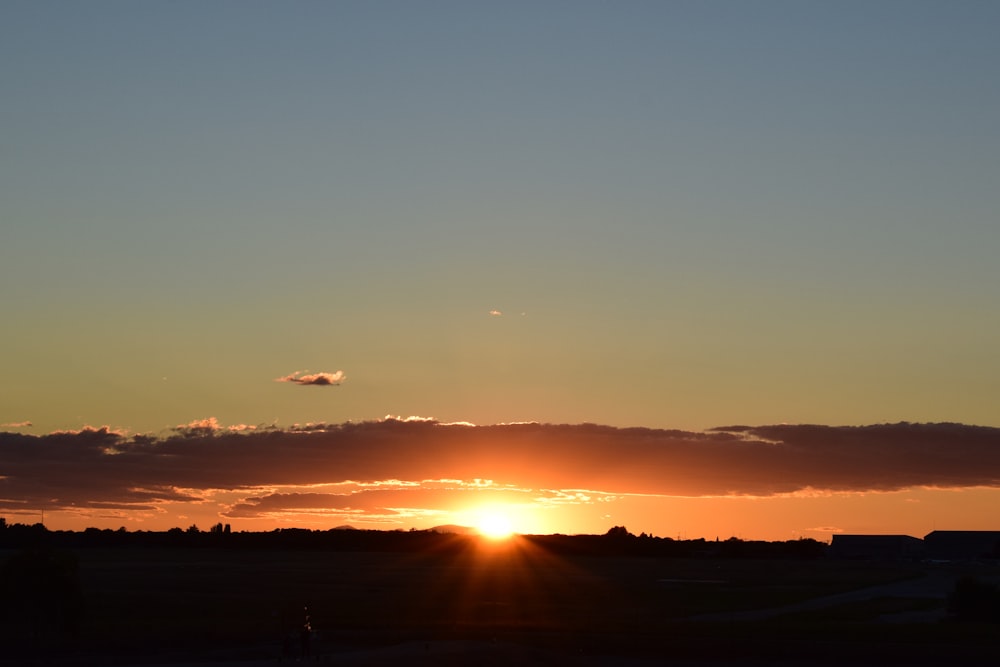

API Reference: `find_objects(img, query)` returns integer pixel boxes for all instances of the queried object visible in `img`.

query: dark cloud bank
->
[1,421,998,517]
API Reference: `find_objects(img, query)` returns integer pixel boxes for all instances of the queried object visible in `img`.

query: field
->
[4,538,999,665]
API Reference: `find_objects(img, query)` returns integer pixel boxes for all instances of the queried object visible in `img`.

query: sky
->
[2,1,999,540]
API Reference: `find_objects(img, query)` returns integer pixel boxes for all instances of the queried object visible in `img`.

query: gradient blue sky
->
[2,2,999,537]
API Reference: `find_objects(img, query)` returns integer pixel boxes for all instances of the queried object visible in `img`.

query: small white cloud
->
[805,526,844,534]
[178,417,221,432]
[489,309,503,316]
[276,370,346,386]
[226,423,258,432]
[382,415,436,423]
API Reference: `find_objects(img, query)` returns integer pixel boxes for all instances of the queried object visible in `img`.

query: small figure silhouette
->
[299,605,312,659]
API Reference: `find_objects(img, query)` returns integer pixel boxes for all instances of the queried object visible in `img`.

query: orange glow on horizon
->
[476,512,514,540]
[466,505,519,540]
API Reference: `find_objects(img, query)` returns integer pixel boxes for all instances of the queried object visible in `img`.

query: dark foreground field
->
[3,536,999,666]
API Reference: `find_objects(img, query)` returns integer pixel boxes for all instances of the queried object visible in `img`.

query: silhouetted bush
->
[605,525,633,538]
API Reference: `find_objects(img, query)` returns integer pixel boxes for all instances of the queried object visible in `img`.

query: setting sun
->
[475,509,515,540]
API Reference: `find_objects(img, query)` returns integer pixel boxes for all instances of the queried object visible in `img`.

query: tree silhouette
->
[605,525,633,538]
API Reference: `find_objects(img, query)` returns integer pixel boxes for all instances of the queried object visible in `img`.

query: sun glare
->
[475,509,515,540]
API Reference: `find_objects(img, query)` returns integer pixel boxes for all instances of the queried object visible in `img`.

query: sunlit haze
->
[474,509,516,540]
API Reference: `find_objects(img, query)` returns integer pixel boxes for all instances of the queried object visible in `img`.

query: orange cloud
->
[2,421,998,523]
[275,370,346,386]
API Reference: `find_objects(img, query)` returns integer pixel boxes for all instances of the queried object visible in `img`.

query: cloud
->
[173,417,265,436]
[1,421,998,521]
[707,423,1000,492]
[224,485,534,520]
[382,414,437,423]
[1,421,32,429]
[275,370,345,386]
[176,417,221,434]
[489,310,502,316]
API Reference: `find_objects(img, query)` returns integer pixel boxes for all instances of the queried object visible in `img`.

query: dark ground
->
[2,535,998,666]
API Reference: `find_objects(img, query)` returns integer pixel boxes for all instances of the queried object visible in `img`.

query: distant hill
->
[428,524,477,535]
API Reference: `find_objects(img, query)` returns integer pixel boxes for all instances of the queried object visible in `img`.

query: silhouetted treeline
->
[0,519,826,559]
[522,527,826,559]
